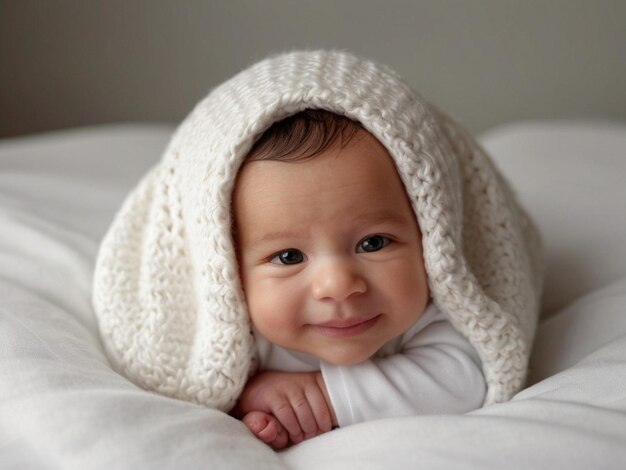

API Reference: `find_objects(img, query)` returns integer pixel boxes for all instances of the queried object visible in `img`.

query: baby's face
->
[233,130,429,365]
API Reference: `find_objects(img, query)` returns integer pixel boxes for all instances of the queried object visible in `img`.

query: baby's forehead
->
[238,127,399,184]
[233,127,414,232]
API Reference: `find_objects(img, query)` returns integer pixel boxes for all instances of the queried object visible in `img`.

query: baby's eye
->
[270,249,306,265]
[356,235,391,253]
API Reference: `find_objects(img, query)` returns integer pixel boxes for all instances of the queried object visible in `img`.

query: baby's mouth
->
[311,314,381,338]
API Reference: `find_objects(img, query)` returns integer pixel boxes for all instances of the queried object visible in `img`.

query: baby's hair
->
[244,109,363,163]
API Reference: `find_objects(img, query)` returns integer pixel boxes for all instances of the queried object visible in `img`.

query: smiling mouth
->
[312,314,381,338]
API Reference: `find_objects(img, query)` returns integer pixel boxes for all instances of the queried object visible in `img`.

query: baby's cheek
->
[246,277,303,337]
[387,260,429,316]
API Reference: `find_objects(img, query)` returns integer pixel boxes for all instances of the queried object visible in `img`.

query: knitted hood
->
[93,50,542,411]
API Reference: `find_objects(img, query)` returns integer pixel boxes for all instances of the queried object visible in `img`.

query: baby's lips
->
[315,313,380,329]
[311,314,382,338]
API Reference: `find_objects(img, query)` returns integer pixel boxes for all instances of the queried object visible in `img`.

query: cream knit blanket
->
[93,50,543,412]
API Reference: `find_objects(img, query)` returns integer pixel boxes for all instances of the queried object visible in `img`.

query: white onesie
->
[254,304,486,427]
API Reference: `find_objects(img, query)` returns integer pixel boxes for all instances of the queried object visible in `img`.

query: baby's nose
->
[311,258,367,302]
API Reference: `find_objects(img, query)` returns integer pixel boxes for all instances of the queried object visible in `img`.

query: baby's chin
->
[310,344,380,366]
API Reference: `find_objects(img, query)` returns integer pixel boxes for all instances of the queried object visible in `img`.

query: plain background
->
[1,0,625,138]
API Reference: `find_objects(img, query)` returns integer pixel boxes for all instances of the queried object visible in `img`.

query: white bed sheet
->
[1,121,625,469]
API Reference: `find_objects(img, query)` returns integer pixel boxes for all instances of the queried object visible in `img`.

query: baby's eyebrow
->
[247,229,303,246]
[245,212,412,247]
[351,211,412,228]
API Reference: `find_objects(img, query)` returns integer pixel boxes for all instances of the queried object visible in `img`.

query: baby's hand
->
[233,370,337,448]
[242,410,289,450]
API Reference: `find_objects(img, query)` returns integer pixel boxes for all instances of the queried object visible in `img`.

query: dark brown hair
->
[244,109,363,163]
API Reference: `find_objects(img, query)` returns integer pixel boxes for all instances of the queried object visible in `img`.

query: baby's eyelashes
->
[356,235,391,253]
[270,249,306,265]
[267,235,393,266]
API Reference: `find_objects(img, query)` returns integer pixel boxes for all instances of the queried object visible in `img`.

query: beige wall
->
[1,0,625,137]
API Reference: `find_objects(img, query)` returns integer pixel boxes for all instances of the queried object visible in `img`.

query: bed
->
[1,120,625,469]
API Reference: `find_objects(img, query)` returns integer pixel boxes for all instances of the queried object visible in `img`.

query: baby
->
[231,110,485,449]
[92,50,542,452]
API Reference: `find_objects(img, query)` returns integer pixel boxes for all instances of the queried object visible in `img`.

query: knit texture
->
[92,50,543,411]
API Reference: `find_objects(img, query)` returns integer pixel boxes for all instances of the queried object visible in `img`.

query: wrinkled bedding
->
[1,121,625,469]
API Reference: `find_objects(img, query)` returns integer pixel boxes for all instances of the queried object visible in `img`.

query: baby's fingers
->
[304,385,333,434]
[243,411,289,450]
[269,420,289,450]
[243,411,277,442]
[289,392,319,440]
[270,399,305,444]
